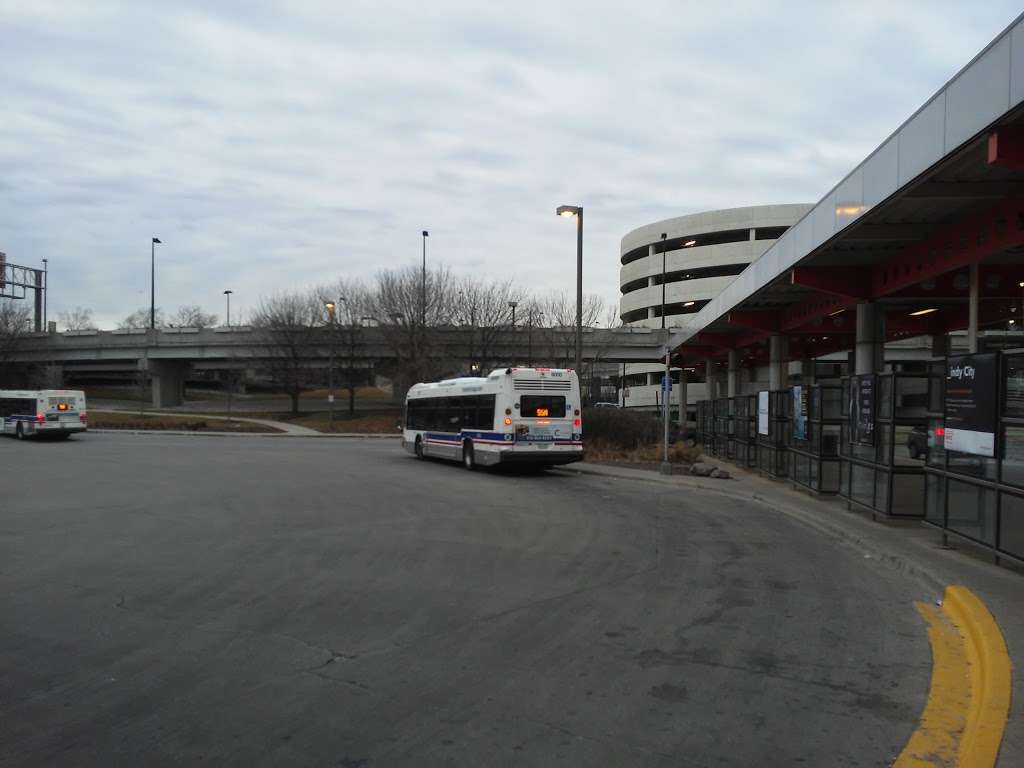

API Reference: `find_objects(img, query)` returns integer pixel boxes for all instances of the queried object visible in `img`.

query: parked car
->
[906,424,929,460]
[592,402,621,409]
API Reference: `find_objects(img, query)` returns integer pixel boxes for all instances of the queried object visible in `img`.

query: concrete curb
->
[85,429,400,439]
[943,585,1013,766]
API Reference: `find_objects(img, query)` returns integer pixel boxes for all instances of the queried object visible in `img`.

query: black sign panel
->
[857,374,875,446]
[945,353,998,457]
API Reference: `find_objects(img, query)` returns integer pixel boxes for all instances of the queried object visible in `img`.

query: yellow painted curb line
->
[895,586,1012,767]
[944,586,1012,767]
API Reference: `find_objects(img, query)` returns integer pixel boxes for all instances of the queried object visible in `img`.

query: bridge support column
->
[769,335,788,390]
[799,358,815,385]
[727,349,739,398]
[855,302,884,375]
[144,359,190,408]
[931,333,950,358]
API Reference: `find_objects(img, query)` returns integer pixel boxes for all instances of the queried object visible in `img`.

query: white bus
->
[402,367,583,469]
[0,389,88,440]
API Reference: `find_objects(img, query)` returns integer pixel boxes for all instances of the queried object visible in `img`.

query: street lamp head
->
[508,301,518,309]
[152,237,161,244]
[224,289,233,295]
[660,232,667,240]
[556,205,581,218]
[325,301,336,313]
[422,230,429,237]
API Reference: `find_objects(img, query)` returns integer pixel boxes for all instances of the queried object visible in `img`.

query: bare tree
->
[59,306,96,331]
[371,265,460,396]
[0,299,31,384]
[534,291,608,368]
[602,301,623,329]
[453,276,523,373]
[119,307,164,329]
[170,305,218,329]
[317,278,374,415]
[251,290,322,415]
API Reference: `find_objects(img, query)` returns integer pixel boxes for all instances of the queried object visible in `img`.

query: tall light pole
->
[660,232,668,329]
[223,290,233,328]
[325,300,337,424]
[556,205,583,381]
[150,237,161,330]
[41,258,48,331]
[421,230,429,329]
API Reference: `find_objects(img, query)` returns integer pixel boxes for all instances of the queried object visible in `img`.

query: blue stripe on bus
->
[424,430,510,443]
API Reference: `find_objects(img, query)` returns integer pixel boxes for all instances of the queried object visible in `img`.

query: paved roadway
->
[0,435,932,766]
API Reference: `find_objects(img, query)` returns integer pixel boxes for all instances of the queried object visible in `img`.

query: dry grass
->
[584,441,703,467]
[298,386,391,401]
[89,411,282,433]
[288,413,402,434]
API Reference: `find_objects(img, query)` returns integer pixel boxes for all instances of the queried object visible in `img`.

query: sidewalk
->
[90,408,321,435]
[556,460,1024,766]
[86,428,399,439]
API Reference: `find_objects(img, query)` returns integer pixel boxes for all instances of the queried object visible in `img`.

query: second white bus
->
[402,367,583,469]
[0,389,88,440]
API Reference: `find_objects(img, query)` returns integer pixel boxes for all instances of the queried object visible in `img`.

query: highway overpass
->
[4,324,671,406]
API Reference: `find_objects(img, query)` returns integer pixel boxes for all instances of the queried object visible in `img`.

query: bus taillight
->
[573,418,581,427]
[36,413,45,423]
[81,412,88,423]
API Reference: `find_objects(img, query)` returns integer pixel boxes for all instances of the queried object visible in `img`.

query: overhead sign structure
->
[945,353,998,457]
[757,391,769,436]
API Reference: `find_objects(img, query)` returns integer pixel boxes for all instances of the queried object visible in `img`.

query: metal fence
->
[838,372,929,519]
[923,349,1024,565]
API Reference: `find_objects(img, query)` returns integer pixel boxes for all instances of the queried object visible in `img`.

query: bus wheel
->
[414,436,425,460]
[16,423,25,440]
[462,441,476,471]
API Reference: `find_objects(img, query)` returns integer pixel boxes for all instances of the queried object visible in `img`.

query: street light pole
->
[325,300,337,425]
[660,348,672,475]
[421,230,429,329]
[150,237,161,330]
[224,289,233,328]
[509,301,517,329]
[660,232,667,330]
[556,205,584,383]
[41,258,48,331]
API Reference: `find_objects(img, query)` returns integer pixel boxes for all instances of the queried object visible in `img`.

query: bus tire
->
[462,440,476,471]
[414,435,425,459]
[15,423,25,440]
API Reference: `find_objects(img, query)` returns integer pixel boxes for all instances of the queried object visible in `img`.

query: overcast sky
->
[2,1,1021,328]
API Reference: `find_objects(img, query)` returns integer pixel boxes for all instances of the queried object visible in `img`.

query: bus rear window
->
[520,395,566,418]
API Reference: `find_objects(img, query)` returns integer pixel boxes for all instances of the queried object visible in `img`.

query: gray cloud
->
[0,0,1020,328]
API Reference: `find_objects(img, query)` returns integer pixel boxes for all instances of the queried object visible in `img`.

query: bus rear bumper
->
[498,449,584,466]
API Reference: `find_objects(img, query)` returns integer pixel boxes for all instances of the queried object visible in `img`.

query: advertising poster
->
[757,391,769,436]
[945,353,998,457]
[856,374,875,446]
[792,385,807,441]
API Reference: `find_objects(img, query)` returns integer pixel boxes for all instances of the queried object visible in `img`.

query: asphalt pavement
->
[1,434,935,766]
